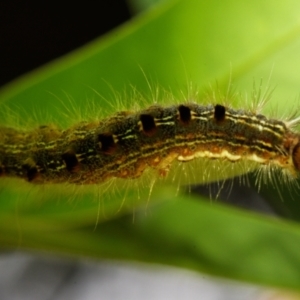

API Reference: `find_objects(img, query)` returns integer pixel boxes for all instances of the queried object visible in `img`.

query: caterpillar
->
[1,96,300,188]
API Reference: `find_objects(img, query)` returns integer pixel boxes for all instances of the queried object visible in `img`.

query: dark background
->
[0,1,131,87]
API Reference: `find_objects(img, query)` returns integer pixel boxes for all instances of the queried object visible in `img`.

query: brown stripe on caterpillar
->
[1,102,300,185]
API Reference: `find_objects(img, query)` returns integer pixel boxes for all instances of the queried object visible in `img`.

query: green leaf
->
[1,0,300,292]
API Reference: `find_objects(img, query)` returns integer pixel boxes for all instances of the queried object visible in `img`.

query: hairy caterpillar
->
[1,88,300,192]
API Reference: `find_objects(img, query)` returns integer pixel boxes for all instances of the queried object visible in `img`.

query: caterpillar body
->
[1,101,300,186]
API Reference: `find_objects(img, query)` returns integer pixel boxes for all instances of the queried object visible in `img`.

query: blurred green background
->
[1,0,300,292]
